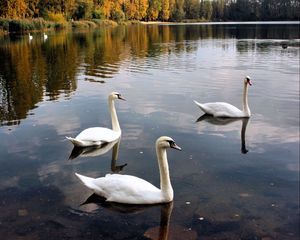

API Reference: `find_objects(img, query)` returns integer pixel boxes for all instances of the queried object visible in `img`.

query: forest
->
[0,0,299,23]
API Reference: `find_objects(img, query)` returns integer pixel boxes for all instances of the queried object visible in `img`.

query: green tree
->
[172,0,185,21]
[185,0,199,19]
[147,0,162,20]
[213,0,225,20]
[73,0,93,19]
[202,0,212,20]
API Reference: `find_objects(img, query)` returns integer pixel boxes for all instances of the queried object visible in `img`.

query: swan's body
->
[75,136,181,204]
[28,33,33,40]
[43,32,48,40]
[194,76,252,118]
[66,92,125,147]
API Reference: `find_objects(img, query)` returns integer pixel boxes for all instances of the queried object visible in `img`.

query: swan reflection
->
[80,193,158,214]
[80,197,181,240]
[69,138,127,172]
[196,115,249,154]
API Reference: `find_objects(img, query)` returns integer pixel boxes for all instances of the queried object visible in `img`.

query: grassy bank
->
[0,18,123,35]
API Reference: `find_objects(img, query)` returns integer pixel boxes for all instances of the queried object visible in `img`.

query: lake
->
[0,22,299,240]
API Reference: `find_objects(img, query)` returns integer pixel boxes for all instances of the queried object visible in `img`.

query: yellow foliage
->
[47,12,66,23]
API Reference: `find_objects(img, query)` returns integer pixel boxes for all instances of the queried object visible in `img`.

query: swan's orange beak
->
[247,79,252,86]
[118,96,126,101]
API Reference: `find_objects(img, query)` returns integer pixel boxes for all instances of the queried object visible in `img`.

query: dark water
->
[0,23,299,240]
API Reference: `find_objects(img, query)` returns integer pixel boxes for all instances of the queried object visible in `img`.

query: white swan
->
[194,76,252,118]
[66,92,125,147]
[75,136,181,204]
[28,33,33,41]
[43,32,48,40]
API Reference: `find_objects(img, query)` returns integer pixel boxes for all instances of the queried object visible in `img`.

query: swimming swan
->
[28,33,33,41]
[43,32,48,40]
[75,136,181,204]
[194,76,252,118]
[66,92,125,147]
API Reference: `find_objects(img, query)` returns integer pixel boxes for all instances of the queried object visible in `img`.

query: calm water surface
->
[0,23,299,240]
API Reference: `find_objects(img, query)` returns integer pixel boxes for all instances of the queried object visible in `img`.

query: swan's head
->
[109,92,126,101]
[244,76,252,86]
[156,136,182,151]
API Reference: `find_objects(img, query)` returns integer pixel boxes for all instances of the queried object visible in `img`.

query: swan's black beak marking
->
[170,141,182,151]
[246,77,252,86]
[118,95,126,101]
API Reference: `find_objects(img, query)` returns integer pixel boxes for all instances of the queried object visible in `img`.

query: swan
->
[28,33,33,41]
[75,136,181,204]
[194,76,252,118]
[43,32,48,40]
[66,91,125,147]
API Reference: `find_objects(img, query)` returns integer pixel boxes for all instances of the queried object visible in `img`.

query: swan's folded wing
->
[201,102,243,117]
[93,174,162,204]
[76,127,121,142]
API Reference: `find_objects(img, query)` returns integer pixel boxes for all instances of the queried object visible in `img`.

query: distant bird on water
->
[43,32,48,40]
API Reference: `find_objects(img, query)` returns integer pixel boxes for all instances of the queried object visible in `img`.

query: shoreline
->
[1,19,299,35]
[140,20,300,25]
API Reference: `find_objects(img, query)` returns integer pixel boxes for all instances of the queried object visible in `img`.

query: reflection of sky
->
[0,25,299,239]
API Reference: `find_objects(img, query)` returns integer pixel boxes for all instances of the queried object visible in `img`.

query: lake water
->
[0,22,299,240]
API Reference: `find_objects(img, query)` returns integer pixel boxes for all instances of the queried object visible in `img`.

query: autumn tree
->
[124,0,138,20]
[25,0,40,17]
[136,0,149,20]
[0,0,27,18]
[161,0,170,21]
[111,0,125,22]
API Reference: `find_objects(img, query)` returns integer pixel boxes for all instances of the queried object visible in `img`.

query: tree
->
[172,0,185,21]
[147,0,162,20]
[213,0,225,20]
[0,0,27,18]
[161,0,170,21]
[185,0,200,19]
[203,0,213,20]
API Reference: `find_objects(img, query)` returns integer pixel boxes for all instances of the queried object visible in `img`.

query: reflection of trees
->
[43,32,78,100]
[0,33,78,125]
[1,24,298,126]
[82,28,126,79]
[0,39,46,125]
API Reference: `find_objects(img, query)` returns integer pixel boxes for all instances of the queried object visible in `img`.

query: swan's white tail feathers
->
[194,100,209,115]
[66,136,84,147]
[194,100,205,109]
[193,100,202,107]
[75,173,97,190]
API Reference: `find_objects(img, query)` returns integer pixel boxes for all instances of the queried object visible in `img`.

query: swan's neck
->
[156,146,173,201]
[108,98,121,132]
[242,82,251,116]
